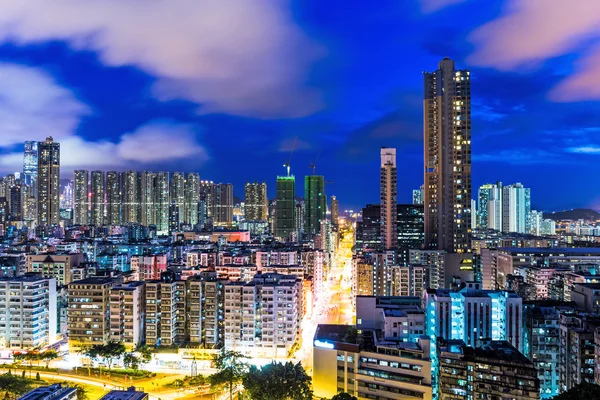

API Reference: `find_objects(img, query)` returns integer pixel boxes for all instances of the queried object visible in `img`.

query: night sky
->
[0,0,599,212]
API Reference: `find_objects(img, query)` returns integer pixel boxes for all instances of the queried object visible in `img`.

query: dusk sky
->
[0,0,599,211]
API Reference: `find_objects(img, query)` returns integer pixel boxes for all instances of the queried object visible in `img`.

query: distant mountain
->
[546,208,600,221]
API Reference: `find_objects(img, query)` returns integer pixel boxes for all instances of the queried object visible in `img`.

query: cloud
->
[0,63,90,147]
[420,0,468,13]
[0,121,209,173]
[0,0,323,118]
[467,0,600,102]
[473,149,562,165]
[118,121,208,163]
[567,146,600,154]
[0,63,208,175]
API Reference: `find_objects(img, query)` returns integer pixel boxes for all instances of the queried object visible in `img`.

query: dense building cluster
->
[3,57,600,400]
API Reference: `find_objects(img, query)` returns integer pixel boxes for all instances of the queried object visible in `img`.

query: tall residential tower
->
[423,58,471,253]
[37,137,60,226]
[380,147,397,249]
[244,182,268,221]
[304,175,326,237]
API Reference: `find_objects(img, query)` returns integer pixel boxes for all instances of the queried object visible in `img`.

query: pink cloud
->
[0,0,323,118]
[467,0,600,102]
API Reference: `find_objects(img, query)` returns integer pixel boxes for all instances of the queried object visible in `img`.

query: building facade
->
[423,58,471,253]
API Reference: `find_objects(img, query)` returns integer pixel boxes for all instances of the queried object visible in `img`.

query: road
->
[293,219,355,373]
[0,368,188,400]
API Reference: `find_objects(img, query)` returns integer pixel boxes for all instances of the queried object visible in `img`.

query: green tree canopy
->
[552,382,600,399]
[80,341,127,371]
[0,372,32,399]
[242,361,312,400]
[208,350,248,400]
[331,393,358,400]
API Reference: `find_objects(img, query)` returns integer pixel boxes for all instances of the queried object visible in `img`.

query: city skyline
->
[0,1,598,211]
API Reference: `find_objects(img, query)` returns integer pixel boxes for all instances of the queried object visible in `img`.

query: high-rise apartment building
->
[37,137,60,226]
[121,171,139,223]
[139,171,156,227]
[169,172,185,227]
[396,204,425,265]
[502,183,530,234]
[224,273,301,358]
[155,172,170,233]
[380,148,397,249]
[0,276,57,350]
[106,171,121,225]
[424,58,471,253]
[412,185,424,205]
[90,171,104,226]
[275,176,296,241]
[212,183,234,226]
[330,195,339,227]
[424,282,523,354]
[109,281,145,350]
[73,170,89,225]
[304,175,326,237]
[23,140,38,197]
[68,277,120,349]
[9,182,22,222]
[184,172,199,226]
[477,182,503,230]
[244,182,268,221]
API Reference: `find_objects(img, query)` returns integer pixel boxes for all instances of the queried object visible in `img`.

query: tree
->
[552,382,600,399]
[208,350,248,400]
[242,361,312,400]
[97,341,127,371]
[331,394,358,400]
[133,344,152,364]
[64,383,88,400]
[0,372,32,399]
[40,350,59,369]
[123,353,141,370]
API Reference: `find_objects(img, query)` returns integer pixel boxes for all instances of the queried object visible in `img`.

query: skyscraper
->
[412,185,424,205]
[380,147,397,249]
[424,58,471,253]
[23,141,38,197]
[106,171,121,225]
[330,195,339,227]
[184,172,200,226]
[90,171,105,226]
[502,183,530,234]
[155,172,170,233]
[37,137,60,226]
[304,175,326,237]
[244,182,268,221]
[199,180,214,228]
[73,170,89,225]
[478,182,503,230]
[212,183,234,226]
[140,171,156,227]
[121,170,139,223]
[276,176,296,241]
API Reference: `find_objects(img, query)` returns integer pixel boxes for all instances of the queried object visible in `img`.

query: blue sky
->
[0,0,599,211]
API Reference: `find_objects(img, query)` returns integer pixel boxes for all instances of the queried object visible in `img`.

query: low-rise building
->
[19,384,77,400]
[437,339,539,400]
[26,253,84,286]
[313,324,432,400]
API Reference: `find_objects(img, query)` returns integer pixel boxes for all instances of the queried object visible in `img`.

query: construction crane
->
[309,148,322,175]
[283,136,297,177]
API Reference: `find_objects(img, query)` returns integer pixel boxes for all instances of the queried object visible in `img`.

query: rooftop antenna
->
[283,136,297,177]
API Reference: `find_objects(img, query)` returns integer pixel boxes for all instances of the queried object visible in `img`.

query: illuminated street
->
[294,218,355,373]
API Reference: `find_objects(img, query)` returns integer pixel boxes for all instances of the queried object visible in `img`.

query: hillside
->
[546,208,600,221]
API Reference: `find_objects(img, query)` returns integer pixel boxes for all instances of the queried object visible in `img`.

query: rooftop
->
[19,384,76,400]
[500,247,600,255]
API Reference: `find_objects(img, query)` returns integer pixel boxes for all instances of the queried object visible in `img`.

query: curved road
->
[0,369,181,400]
